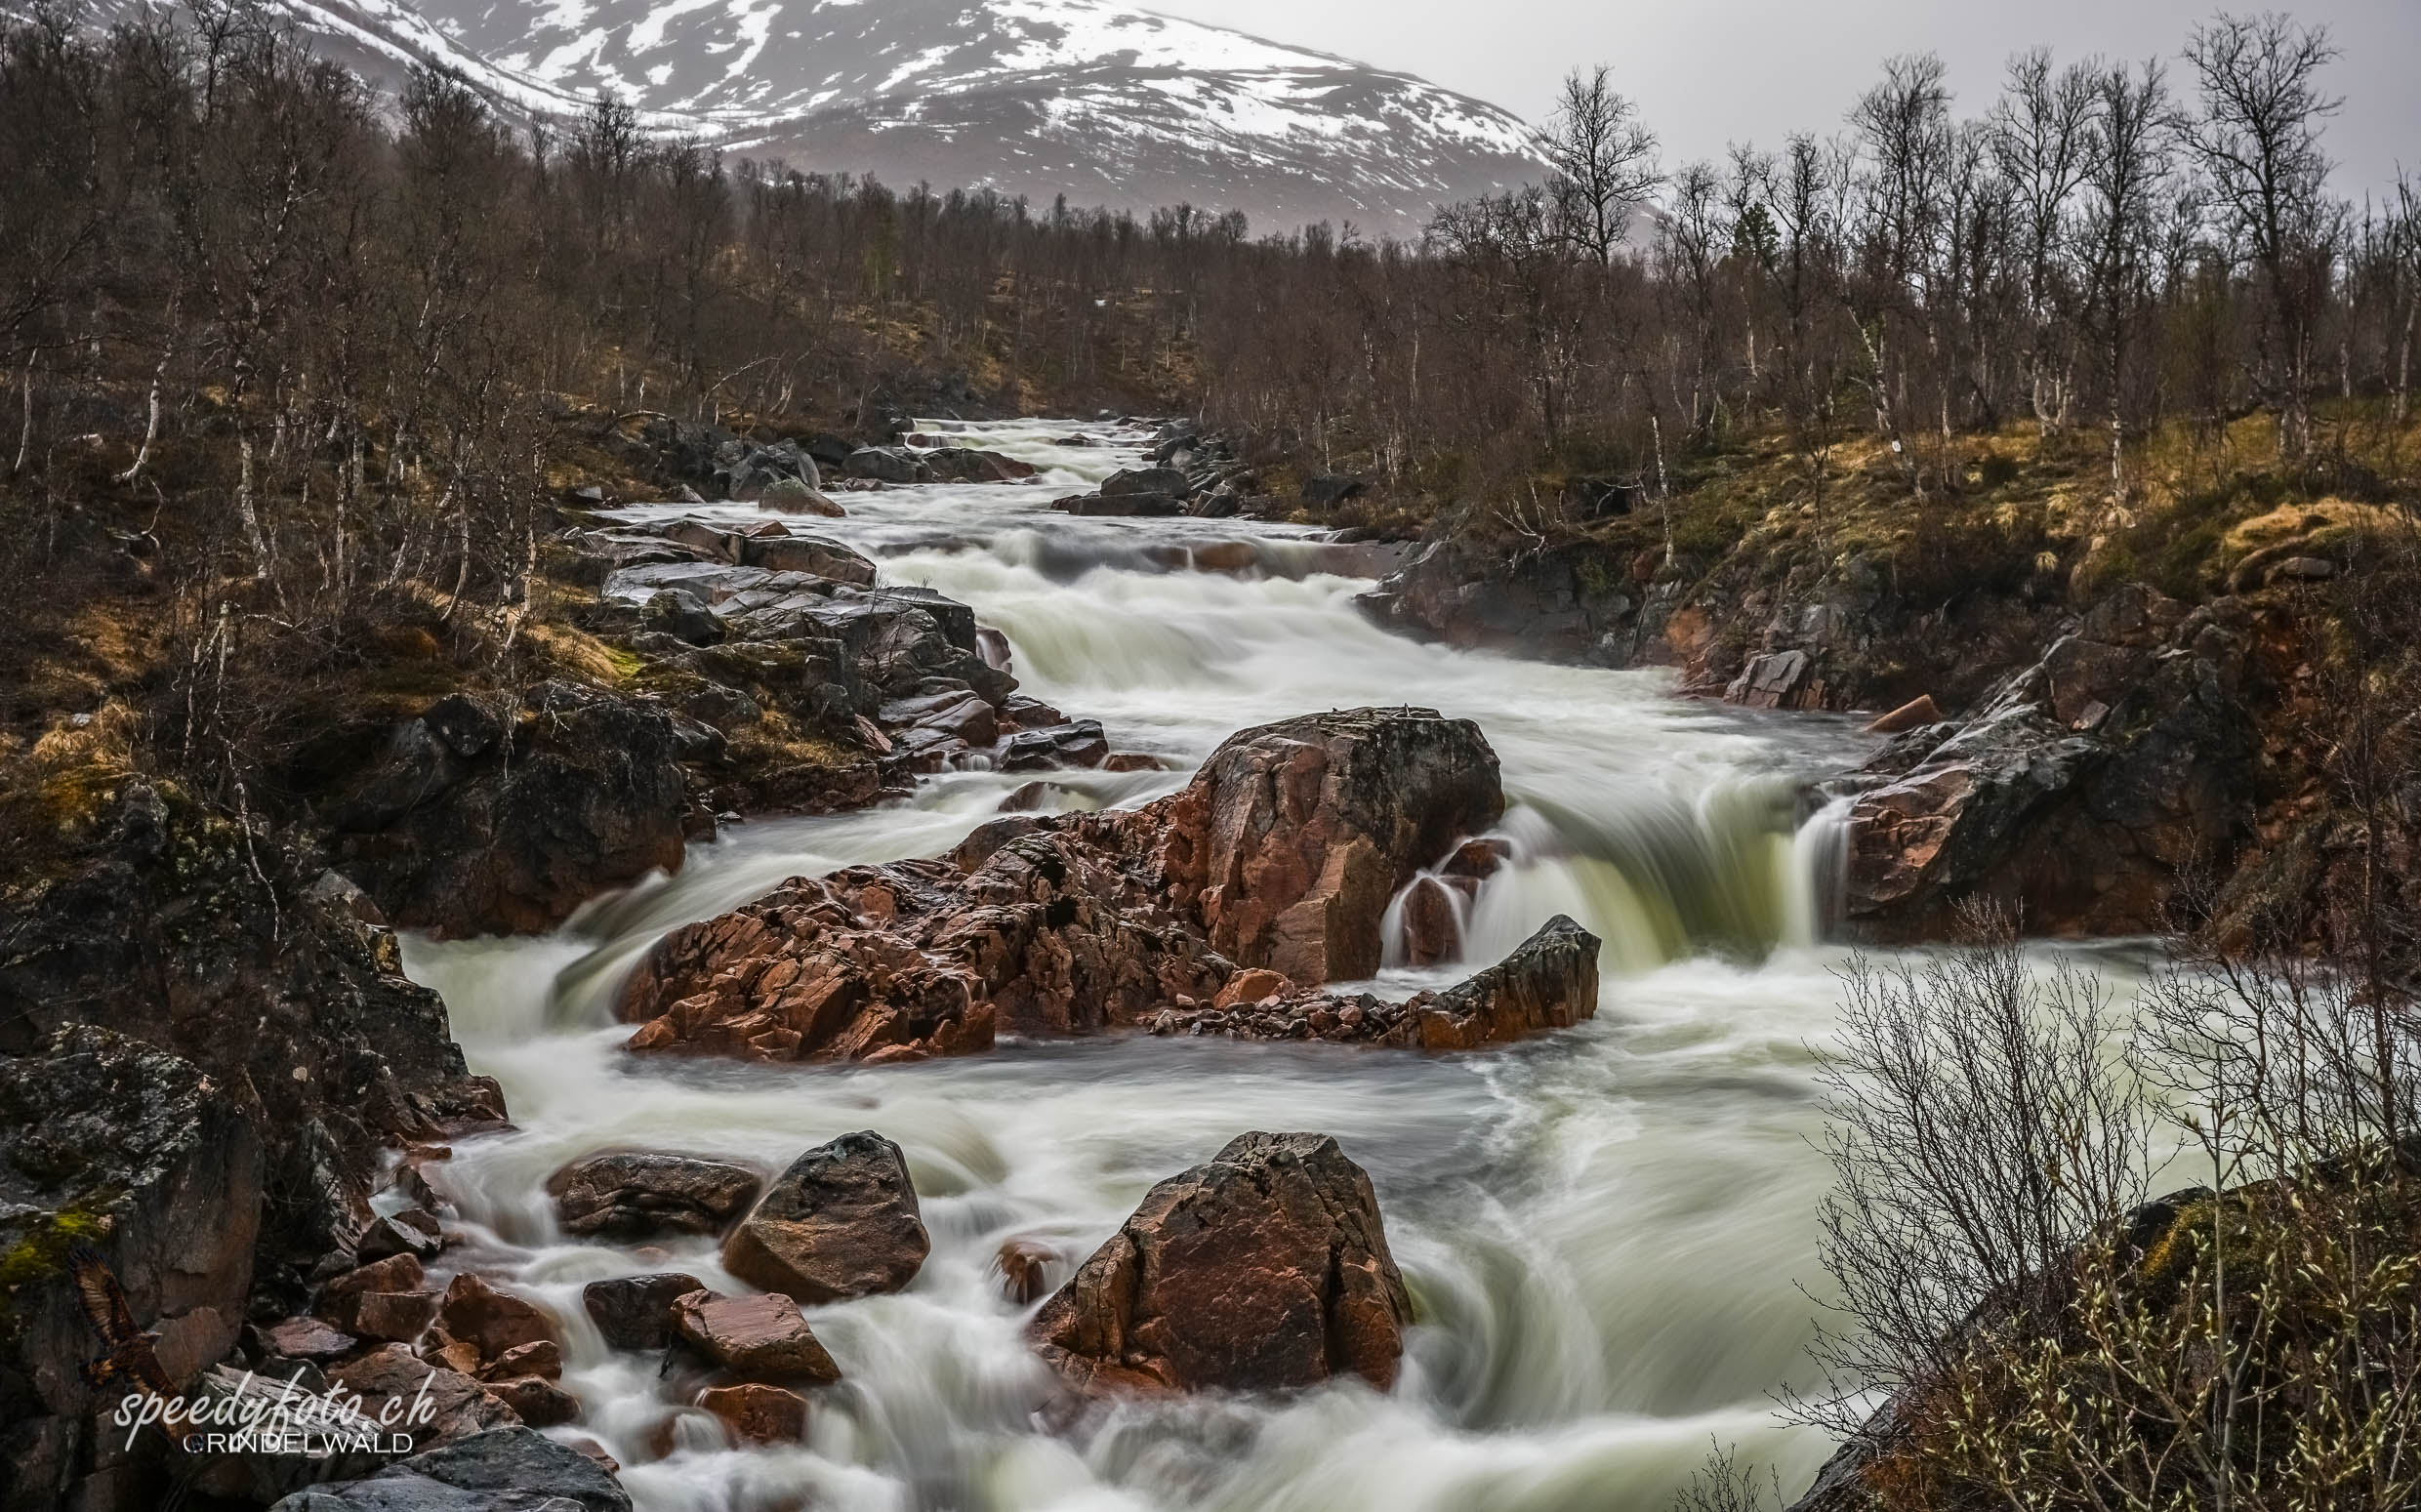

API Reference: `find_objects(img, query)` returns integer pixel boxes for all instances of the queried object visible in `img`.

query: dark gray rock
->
[999,720,1110,772]
[1101,466,1192,500]
[268,1427,631,1512]
[581,1272,706,1351]
[721,1131,929,1304]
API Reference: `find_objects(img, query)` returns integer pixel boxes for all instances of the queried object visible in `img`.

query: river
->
[402,419,1894,1512]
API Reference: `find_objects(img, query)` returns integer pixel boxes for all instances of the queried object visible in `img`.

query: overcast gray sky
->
[1153,0,2421,200]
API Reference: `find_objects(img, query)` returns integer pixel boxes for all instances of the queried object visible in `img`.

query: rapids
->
[404,418,1894,1512]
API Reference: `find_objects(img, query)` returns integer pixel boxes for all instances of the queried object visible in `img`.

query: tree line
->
[0,3,2414,791]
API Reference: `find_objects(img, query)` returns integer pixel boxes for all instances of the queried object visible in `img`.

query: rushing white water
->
[404,418,1895,1512]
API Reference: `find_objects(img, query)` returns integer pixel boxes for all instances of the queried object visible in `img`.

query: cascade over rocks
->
[720,1131,929,1304]
[1843,586,2258,939]
[1026,1132,1413,1396]
[615,708,1504,1062]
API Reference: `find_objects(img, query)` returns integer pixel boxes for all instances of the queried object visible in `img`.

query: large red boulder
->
[1027,1132,1413,1396]
[614,709,1503,1063]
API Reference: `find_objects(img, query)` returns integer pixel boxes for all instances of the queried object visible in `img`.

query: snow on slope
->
[83,0,1546,236]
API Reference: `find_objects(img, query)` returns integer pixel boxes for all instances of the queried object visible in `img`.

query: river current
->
[403,420,1893,1512]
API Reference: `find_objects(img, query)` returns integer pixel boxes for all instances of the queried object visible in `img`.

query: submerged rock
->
[721,1132,929,1304]
[1027,1132,1413,1395]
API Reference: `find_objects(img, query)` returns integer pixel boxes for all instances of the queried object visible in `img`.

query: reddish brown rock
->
[251,1315,357,1363]
[721,1131,928,1304]
[439,1274,557,1363]
[1212,967,1293,1010]
[1027,1132,1412,1395]
[546,1152,761,1238]
[583,1272,706,1351]
[487,1374,581,1427]
[1163,709,1502,982]
[1392,875,1465,967]
[669,1290,841,1385]
[1152,916,1601,1050]
[1864,694,1944,735]
[329,1344,517,1450]
[614,709,1503,1062]
[698,1382,810,1444]
[994,1238,1062,1305]
[479,1339,562,1381]
[344,1288,443,1343]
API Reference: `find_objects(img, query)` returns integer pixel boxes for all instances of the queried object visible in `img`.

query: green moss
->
[0,1206,110,1294]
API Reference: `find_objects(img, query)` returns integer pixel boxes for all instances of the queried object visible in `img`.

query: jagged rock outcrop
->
[0,1027,263,1512]
[1027,1132,1413,1396]
[720,1132,929,1304]
[1358,534,1671,668]
[614,709,1503,1062]
[1844,587,2259,939]
[1146,915,1601,1047]
[326,680,693,939]
[0,785,504,1287]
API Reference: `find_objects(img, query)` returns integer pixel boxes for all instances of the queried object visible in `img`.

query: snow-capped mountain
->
[144,0,1548,237]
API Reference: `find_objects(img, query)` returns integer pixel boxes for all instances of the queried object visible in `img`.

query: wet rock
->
[252,1316,357,1364]
[669,1290,841,1385]
[1101,466,1192,500]
[739,533,874,582]
[356,1210,444,1264]
[1844,592,2257,939]
[698,1382,809,1444]
[1028,1132,1412,1395]
[268,1425,633,1512]
[618,709,1504,1060]
[1403,915,1600,1048]
[438,1275,556,1364]
[328,1345,517,1450]
[721,1132,929,1304]
[1152,916,1600,1049]
[0,1026,264,1507]
[477,1340,561,1381]
[922,447,1040,483]
[485,1374,580,1427]
[330,681,690,940]
[1865,694,1944,735]
[641,588,724,646]
[1356,537,1651,665]
[581,1272,706,1351]
[881,689,998,748]
[999,720,1110,771]
[757,477,846,516]
[1728,648,1820,710]
[1169,708,1502,982]
[545,1152,761,1239]
[1393,875,1465,967]
[844,446,928,484]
